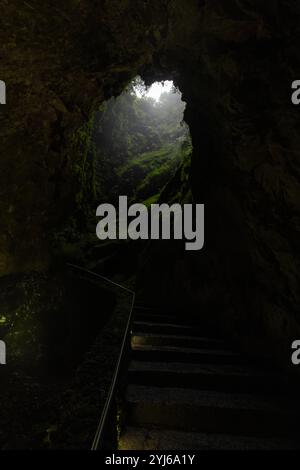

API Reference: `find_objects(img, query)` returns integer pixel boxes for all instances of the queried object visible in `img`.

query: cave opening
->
[91,76,192,208]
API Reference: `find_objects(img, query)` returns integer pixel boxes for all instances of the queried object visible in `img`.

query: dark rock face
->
[1,1,300,366]
[0,0,170,273]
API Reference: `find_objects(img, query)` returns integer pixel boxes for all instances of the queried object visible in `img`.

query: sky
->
[134,80,174,102]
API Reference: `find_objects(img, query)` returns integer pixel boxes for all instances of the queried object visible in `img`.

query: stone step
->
[125,385,299,437]
[134,306,169,313]
[119,427,300,450]
[131,344,245,365]
[133,307,169,317]
[133,308,202,326]
[128,361,287,393]
[131,333,225,350]
[132,321,221,339]
[133,314,191,326]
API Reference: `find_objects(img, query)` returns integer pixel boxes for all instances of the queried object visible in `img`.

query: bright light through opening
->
[134,80,174,102]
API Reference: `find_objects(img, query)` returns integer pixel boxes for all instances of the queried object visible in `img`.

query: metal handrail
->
[67,263,136,450]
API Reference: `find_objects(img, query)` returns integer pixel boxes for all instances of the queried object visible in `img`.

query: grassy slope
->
[117,141,191,203]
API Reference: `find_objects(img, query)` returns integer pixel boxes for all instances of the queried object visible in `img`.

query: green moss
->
[143,193,160,207]
[118,145,177,177]
[70,114,96,211]
[117,141,192,202]
[2,273,63,367]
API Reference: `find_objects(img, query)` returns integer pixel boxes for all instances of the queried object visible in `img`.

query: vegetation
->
[92,79,192,204]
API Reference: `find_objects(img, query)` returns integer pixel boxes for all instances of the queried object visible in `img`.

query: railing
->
[67,263,136,450]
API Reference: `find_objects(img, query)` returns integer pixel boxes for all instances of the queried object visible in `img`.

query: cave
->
[91,76,191,207]
[1,0,300,451]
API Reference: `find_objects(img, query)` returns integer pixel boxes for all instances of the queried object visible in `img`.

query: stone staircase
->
[118,307,300,450]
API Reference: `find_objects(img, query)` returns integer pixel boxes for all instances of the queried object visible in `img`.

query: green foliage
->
[143,193,161,207]
[51,115,97,256]
[70,115,96,211]
[2,273,63,367]
[92,80,192,204]
[121,145,181,201]
[51,81,192,261]
[160,141,193,205]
